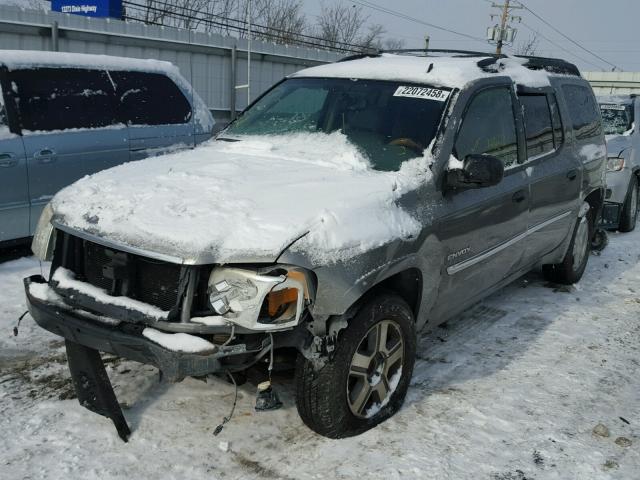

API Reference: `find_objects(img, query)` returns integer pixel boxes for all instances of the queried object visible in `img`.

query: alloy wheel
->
[347,319,404,418]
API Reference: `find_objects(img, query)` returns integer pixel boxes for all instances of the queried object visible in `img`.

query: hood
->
[51,132,428,265]
[605,134,632,158]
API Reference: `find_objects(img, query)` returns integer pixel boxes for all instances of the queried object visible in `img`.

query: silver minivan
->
[0,50,214,245]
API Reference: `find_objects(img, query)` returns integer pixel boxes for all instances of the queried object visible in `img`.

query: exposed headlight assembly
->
[607,156,625,172]
[207,266,310,331]
[31,203,56,261]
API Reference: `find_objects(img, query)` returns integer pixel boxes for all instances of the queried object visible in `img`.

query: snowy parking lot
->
[1,229,639,480]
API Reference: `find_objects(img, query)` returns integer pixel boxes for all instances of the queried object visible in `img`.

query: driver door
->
[432,85,529,315]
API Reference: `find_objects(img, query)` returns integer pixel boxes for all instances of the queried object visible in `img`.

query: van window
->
[110,71,192,126]
[455,87,518,168]
[561,84,602,140]
[9,68,118,132]
[520,94,554,159]
[0,84,10,139]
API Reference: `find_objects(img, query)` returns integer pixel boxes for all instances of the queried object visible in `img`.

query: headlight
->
[607,157,625,171]
[207,266,309,331]
[31,203,56,261]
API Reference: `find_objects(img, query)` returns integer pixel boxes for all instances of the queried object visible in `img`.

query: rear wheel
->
[543,208,591,285]
[295,293,416,438]
[618,176,639,232]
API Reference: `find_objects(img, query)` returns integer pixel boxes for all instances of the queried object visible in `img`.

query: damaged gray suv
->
[25,51,606,440]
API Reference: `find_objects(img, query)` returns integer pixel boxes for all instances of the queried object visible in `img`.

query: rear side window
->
[549,94,564,148]
[455,87,518,168]
[110,71,192,126]
[9,68,118,132]
[561,84,602,140]
[520,94,554,159]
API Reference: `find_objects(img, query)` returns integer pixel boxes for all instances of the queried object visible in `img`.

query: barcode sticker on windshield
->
[393,86,450,102]
[600,104,626,111]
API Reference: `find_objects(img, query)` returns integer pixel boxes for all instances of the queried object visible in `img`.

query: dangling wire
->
[268,332,275,382]
[13,310,29,337]
[213,370,238,436]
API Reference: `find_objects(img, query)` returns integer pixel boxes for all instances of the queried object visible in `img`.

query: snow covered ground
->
[1,230,638,480]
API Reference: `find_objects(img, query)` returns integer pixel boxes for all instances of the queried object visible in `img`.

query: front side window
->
[225,78,450,171]
[520,94,554,159]
[110,71,192,126]
[599,102,634,135]
[454,87,518,168]
[9,68,118,132]
[562,84,602,140]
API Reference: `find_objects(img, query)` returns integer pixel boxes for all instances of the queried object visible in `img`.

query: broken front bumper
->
[24,275,266,382]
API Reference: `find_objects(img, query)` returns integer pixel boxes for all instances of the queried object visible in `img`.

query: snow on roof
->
[292,53,553,89]
[0,50,179,75]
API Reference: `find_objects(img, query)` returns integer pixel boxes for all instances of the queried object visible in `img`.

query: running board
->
[65,340,131,442]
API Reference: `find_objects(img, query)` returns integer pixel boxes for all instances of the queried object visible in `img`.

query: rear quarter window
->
[110,71,192,126]
[561,84,602,140]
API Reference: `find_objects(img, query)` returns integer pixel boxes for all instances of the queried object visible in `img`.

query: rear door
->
[0,76,28,242]
[433,84,529,311]
[519,88,580,259]
[109,71,195,160]
[9,67,129,233]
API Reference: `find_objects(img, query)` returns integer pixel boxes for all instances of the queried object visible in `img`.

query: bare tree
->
[514,33,539,56]
[314,3,385,52]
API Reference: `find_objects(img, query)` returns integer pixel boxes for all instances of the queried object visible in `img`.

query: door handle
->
[566,169,578,181]
[0,153,17,168]
[34,149,57,163]
[512,190,527,203]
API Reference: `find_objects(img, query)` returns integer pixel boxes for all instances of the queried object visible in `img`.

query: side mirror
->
[446,154,504,190]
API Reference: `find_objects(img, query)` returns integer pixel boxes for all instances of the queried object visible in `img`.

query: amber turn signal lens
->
[267,288,298,317]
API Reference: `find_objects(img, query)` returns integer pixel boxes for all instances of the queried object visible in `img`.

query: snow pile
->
[294,53,552,89]
[51,267,169,319]
[142,328,216,353]
[52,132,428,264]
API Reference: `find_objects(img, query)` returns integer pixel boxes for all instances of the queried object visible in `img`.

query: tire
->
[542,208,592,285]
[618,175,639,233]
[295,293,416,438]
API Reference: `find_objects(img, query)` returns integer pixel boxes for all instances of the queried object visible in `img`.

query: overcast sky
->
[304,0,638,73]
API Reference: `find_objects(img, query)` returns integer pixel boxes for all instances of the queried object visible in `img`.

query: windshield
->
[224,78,450,171]
[599,103,634,135]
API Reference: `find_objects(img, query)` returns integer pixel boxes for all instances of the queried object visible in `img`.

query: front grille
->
[56,232,184,314]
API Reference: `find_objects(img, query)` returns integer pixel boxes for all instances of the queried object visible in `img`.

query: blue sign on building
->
[51,0,122,19]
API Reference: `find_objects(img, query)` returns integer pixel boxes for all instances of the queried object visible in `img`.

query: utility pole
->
[487,0,522,55]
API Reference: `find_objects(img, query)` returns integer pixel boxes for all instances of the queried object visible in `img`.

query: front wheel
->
[295,293,416,438]
[542,208,591,285]
[618,175,639,232]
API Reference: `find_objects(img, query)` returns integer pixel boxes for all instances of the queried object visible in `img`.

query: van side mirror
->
[446,154,504,190]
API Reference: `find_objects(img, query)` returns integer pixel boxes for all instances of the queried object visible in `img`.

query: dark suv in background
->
[26,51,605,439]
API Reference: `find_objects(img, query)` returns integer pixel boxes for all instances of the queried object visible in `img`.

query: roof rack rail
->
[380,48,499,57]
[337,49,581,77]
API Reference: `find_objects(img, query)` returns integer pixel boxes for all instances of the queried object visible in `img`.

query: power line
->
[345,0,488,46]
[520,22,604,70]
[122,0,365,53]
[516,0,620,70]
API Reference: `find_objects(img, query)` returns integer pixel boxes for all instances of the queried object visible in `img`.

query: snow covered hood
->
[51,133,428,265]
[292,53,552,89]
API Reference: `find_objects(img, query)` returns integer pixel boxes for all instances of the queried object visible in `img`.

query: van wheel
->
[619,176,639,232]
[542,209,591,285]
[295,293,416,438]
